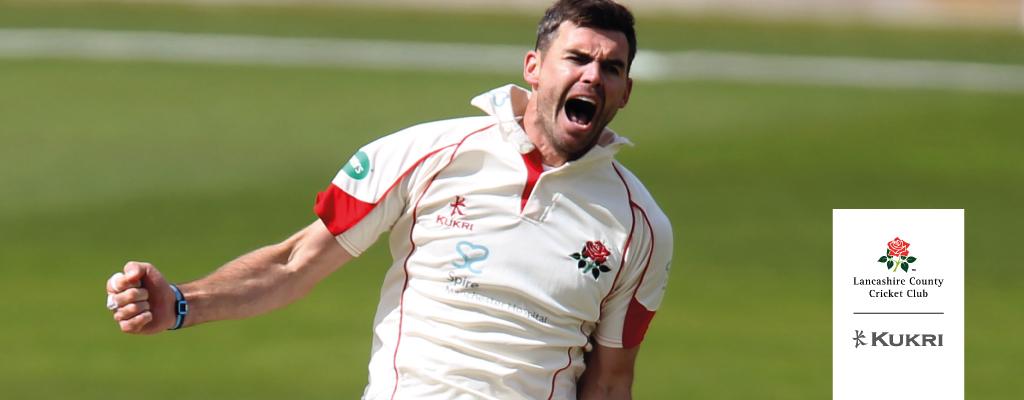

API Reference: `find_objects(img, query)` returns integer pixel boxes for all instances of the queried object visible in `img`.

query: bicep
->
[577,343,640,400]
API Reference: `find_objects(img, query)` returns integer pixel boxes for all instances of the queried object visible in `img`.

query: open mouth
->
[564,97,597,127]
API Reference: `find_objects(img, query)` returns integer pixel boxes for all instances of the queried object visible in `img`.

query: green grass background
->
[1,1,1021,398]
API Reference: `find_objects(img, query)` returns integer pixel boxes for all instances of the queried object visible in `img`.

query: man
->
[105,1,672,399]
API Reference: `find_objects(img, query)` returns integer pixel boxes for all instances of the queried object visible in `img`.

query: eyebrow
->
[565,50,627,70]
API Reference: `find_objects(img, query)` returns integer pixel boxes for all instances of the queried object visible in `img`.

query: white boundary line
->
[2,28,1024,93]
[634,50,1024,93]
[0,28,526,73]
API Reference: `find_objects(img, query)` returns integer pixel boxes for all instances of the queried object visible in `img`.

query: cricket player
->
[106,1,673,398]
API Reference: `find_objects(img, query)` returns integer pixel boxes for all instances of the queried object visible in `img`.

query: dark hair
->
[535,0,637,70]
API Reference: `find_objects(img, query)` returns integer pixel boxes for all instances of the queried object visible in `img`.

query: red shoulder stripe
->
[313,124,495,237]
[622,201,657,349]
[314,184,375,235]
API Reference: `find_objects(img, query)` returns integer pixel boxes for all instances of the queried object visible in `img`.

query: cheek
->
[604,80,629,106]
[543,63,573,84]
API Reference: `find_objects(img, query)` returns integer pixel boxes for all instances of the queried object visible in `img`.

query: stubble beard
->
[535,92,606,162]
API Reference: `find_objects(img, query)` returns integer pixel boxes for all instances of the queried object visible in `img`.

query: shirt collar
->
[471,84,633,159]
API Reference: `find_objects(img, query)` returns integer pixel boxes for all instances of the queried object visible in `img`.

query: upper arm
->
[577,343,640,400]
[313,120,481,256]
[592,201,674,349]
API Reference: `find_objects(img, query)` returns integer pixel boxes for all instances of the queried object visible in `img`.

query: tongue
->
[568,110,588,126]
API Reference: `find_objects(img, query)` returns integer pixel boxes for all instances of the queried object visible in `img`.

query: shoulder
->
[611,162,672,238]
[370,116,496,153]
[346,116,496,180]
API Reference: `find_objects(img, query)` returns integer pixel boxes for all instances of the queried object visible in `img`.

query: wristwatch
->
[169,284,189,330]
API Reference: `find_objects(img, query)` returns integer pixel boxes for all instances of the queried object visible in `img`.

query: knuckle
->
[136,312,153,333]
[118,287,146,302]
[119,312,150,334]
[114,292,136,306]
[116,301,150,320]
[123,302,149,317]
[113,291,129,306]
[123,303,141,315]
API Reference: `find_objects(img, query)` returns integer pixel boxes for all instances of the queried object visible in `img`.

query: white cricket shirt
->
[315,85,673,400]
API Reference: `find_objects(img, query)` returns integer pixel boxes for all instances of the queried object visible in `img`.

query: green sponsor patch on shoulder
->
[342,151,370,180]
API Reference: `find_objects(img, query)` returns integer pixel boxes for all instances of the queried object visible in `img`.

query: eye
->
[602,64,622,75]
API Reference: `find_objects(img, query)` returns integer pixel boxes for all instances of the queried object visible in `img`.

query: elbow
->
[280,262,318,302]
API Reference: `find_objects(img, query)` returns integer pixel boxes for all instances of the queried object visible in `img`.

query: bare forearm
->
[107,221,350,334]
[577,344,639,400]
[577,372,633,400]
[177,244,299,326]
[177,222,351,328]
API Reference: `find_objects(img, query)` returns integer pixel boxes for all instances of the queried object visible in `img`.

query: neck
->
[521,96,569,167]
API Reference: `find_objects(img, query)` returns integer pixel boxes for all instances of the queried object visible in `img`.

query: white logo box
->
[833,209,964,400]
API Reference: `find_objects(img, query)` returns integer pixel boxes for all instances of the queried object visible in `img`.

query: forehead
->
[550,23,629,62]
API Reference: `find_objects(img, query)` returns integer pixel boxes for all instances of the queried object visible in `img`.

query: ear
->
[523,50,541,88]
[618,77,633,109]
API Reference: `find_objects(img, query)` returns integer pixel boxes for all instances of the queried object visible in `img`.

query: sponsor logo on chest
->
[435,196,474,231]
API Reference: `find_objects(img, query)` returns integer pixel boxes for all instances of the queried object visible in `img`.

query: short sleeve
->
[314,118,491,256]
[592,204,673,349]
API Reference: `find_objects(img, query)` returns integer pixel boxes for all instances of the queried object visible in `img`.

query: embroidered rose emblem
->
[887,237,910,257]
[877,237,917,272]
[571,240,612,280]
[582,241,610,264]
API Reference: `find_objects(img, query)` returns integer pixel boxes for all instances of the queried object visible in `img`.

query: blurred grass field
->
[1,1,1022,399]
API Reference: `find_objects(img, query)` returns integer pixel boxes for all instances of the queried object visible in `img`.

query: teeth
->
[573,96,596,105]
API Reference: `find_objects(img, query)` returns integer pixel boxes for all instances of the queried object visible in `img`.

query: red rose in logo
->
[877,237,917,272]
[571,240,613,280]
[582,241,610,264]
[887,237,910,257]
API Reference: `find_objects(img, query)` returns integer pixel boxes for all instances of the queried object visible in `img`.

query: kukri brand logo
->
[853,330,944,348]
[450,196,466,216]
[853,330,867,348]
[435,196,474,231]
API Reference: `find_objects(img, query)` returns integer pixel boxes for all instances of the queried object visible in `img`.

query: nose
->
[580,62,602,87]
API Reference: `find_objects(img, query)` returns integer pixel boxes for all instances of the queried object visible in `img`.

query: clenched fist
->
[106,262,177,334]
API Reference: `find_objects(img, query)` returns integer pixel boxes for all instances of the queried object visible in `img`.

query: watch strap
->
[169,284,188,330]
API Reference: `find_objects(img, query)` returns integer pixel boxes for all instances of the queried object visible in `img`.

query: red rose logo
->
[582,241,610,264]
[877,237,917,272]
[887,237,910,257]
[571,240,613,280]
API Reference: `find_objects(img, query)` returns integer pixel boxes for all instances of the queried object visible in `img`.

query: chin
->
[554,130,601,158]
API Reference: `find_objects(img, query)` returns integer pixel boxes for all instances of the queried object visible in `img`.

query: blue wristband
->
[169,284,188,330]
